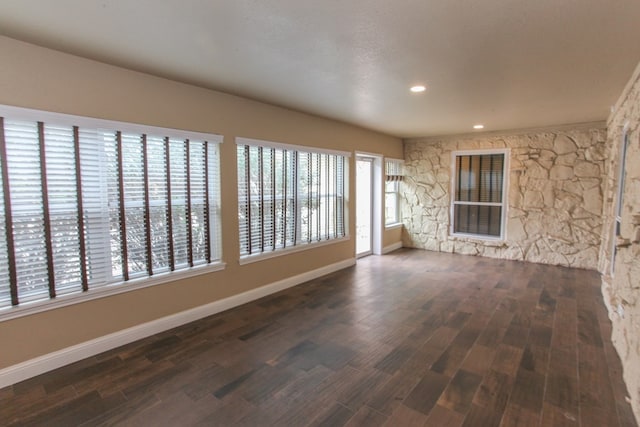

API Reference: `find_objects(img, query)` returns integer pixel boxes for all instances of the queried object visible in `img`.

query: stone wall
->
[402,125,608,270]
[600,62,640,422]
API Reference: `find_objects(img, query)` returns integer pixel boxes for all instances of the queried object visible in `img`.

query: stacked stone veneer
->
[402,125,608,270]
[600,63,640,422]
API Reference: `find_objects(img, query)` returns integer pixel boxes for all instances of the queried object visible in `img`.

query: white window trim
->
[450,148,510,241]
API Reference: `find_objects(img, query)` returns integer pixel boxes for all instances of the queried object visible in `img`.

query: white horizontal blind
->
[237,141,347,257]
[0,108,222,310]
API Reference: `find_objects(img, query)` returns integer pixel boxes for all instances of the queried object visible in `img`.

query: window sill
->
[239,236,350,265]
[385,222,403,230]
[449,233,506,247]
[0,262,227,322]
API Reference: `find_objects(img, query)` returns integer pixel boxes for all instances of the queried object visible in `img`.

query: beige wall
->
[402,125,607,269]
[0,36,403,369]
[382,226,403,249]
[600,60,640,422]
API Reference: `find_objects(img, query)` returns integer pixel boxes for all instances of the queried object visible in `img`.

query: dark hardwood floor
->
[2,249,636,426]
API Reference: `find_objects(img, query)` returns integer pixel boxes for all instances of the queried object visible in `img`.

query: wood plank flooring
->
[2,249,636,426]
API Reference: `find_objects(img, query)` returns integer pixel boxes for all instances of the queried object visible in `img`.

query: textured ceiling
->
[1,0,640,137]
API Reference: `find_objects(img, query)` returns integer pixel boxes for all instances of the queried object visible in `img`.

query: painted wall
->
[402,125,607,270]
[383,226,403,250]
[0,36,403,369]
[600,61,640,422]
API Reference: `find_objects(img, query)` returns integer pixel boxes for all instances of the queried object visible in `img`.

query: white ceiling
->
[1,1,639,138]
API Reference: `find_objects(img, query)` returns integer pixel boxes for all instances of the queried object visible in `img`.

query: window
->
[385,159,403,225]
[0,105,222,311]
[451,149,508,239]
[237,138,348,259]
[612,130,630,274]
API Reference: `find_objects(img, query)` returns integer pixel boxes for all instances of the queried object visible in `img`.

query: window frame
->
[0,104,225,321]
[236,137,350,265]
[450,148,509,241]
[384,158,404,228]
[611,125,630,275]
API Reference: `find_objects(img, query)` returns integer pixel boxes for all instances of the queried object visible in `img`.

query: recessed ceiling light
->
[410,85,426,93]
[473,124,484,129]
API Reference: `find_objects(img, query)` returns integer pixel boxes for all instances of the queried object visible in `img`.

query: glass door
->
[356,156,373,257]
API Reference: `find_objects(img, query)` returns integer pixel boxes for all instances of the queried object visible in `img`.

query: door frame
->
[355,152,383,257]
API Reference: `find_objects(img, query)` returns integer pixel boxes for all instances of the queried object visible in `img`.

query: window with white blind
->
[0,105,223,312]
[237,138,349,260]
[385,159,403,226]
[451,149,508,239]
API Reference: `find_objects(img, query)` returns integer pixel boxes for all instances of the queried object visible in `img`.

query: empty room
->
[1,1,639,426]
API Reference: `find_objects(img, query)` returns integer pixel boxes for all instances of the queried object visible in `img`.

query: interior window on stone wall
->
[451,149,509,239]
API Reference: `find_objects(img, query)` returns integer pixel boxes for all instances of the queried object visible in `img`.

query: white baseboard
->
[0,258,356,388]
[382,242,403,254]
